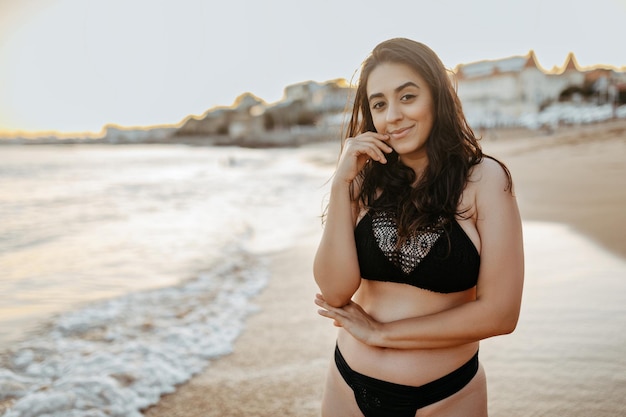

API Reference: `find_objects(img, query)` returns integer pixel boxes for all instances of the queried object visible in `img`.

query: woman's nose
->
[386,103,402,123]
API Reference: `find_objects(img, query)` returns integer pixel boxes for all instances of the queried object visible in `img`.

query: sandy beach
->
[143,119,626,417]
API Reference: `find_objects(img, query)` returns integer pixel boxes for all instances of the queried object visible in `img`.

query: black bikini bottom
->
[334,344,479,417]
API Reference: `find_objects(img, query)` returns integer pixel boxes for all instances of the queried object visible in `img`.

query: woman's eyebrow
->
[368,81,420,101]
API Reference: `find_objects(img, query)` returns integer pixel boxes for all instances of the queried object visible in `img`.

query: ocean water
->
[0,143,334,416]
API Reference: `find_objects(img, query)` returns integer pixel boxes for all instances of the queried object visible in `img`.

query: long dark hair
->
[344,38,511,238]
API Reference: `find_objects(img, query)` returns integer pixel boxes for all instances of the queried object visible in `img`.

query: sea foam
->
[0,246,268,416]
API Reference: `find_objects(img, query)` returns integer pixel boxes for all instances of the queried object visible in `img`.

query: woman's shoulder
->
[467,155,513,194]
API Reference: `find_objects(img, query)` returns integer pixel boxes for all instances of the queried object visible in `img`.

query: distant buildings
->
[103,125,177,143]
[173,50,626,146]
[455,51,626,128]
[174,79,353,146]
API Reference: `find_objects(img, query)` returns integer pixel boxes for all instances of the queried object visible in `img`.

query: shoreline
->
[143,120,626,416]
[143,227,336,416]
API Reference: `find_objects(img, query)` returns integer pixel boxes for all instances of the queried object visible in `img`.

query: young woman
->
[313,38,524,417]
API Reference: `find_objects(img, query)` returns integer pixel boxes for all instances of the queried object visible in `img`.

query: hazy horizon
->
[1,0,624,136]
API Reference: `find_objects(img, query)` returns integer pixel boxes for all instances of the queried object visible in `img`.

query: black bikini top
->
[354,211,480,293]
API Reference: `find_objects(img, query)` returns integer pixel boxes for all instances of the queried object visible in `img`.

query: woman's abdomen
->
[339,280,479,386]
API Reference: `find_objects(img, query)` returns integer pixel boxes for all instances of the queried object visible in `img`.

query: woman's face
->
[366,62,434,167]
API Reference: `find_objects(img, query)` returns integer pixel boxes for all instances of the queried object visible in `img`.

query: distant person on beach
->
[313,38,524,417]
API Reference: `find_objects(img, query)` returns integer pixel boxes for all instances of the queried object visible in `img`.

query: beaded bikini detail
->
[371,211,444,275]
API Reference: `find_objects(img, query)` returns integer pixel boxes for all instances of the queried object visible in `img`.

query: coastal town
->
[4,50,626,147]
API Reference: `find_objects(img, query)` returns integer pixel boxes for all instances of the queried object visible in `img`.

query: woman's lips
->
[387,125,413,140]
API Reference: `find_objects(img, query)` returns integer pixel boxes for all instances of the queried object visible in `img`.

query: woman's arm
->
[313,132,392,307]
[316,158,524,347]
[313,180,361,307]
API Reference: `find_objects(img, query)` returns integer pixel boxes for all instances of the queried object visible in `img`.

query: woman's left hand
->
[315,293,382,346]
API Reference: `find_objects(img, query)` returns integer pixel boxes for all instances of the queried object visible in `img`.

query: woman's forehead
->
[366,62,427,96]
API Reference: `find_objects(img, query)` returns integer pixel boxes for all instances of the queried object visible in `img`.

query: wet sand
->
[143,119,626,417]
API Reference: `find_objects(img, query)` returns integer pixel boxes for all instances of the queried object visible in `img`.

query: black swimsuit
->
[335,344,479,417]
[354,210,480,293]
[335,210,481,416]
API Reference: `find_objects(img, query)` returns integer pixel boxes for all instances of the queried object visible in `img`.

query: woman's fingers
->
[315,294,355,319]
[360,131,392,145]
[315,294,340,317]
[344,139,387,164]
[348,133,392,149]
[334,131,394,183]
[314,293,333,312]
[349,133,393,158]
[365,132,393,152]
[315,296,379,344]
[363,142,388,164]
[315,296,345,328]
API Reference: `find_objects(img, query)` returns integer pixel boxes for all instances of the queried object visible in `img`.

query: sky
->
[0,0,624,136]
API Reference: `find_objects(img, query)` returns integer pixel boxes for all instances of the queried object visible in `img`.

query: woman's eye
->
[371,101,385,110]
[401,94,416,101]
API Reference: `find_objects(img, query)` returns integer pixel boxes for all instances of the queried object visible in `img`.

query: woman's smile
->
[387,124,415,140]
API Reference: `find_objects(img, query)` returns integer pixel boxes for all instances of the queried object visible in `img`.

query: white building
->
[455,51,585,128]
[284,79,353,114]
